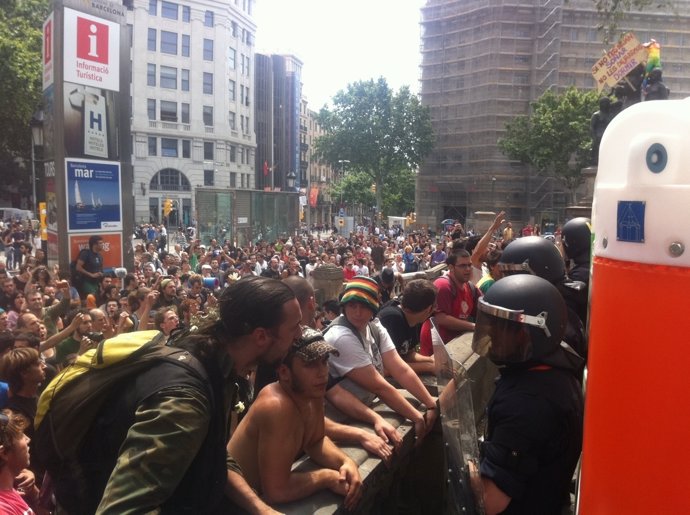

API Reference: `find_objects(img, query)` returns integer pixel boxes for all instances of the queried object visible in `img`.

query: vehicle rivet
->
[669,242,684,257]
[602,237,608,249]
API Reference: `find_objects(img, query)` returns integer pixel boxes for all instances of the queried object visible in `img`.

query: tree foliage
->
[0,0,49,183]
[315,78,434,216]
[498,87,600,201]
[594,0,676,43]
[330,167,416,218]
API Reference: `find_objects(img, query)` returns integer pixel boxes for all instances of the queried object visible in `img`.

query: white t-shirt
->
[325,317,396,405]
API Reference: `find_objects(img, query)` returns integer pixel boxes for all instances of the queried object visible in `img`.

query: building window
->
[181,34,190,57]
[245,55,250,77]
[244,86,250,106]
[229,79,236,101]
[147,28,156,51]
[161,138,178,157]
[244,116,250,133]
[241,173,245,188]
[148,0,157,15]
[204,169,214,186]
[160,100,177,122]
[240,115,244,133]
[228,47,236,69]
[203,39,214,61]
[181,102,189,124]
[229,145,236,162]
[160,66,177,89]
[231,21,238,38]
[239,146,245,164]
[181,69,189,91]
[204,10,214,27]
[161,1,178,20]
[182,139,191,158]
[147,63,156,86]
[203,106,214,126]
[240,53,246,75]
[147,99,156,120]
[230,172,236,188]
[148,137,157,156]
[161,30,177,55]
[182,5,190,22]
[204,142,214,161]
[228,111,236,130]
[203,72,213,94]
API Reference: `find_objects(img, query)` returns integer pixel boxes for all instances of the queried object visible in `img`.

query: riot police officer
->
[498,236,587,361]
[472,274,583,514]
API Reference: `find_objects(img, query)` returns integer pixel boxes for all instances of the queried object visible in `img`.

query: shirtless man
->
[227,327,363,510]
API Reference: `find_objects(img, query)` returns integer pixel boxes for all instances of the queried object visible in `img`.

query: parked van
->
[0,208,34,223]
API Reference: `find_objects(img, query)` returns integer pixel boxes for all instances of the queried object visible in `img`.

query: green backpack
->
[34,330,206,476]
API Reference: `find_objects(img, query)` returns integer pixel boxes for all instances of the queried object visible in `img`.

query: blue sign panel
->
[616,201,645,243]
[66,158,122,232]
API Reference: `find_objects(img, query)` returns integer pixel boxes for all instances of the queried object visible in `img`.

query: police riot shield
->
[431,319,485,515]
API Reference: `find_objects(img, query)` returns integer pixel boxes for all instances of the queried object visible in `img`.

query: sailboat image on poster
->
[66,158,122,232]
[91,192,102,210]
[74,180,86,210]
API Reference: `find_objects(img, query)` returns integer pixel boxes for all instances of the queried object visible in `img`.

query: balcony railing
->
[148,120,191,131]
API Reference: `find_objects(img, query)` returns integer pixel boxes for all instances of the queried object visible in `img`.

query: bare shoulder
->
[252,384,301,427]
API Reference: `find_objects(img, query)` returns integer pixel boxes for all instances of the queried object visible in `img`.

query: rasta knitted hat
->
[340,276,380,313]
[285,326,339,363]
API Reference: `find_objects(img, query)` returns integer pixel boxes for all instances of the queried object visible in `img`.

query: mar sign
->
[66,159,122,232]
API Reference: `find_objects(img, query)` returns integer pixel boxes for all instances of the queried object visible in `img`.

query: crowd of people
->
[0,211,591,514]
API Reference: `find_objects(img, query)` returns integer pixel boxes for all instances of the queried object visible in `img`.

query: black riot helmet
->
[472,274,567,367]
[561,217,592,264]
[498,236,565,284]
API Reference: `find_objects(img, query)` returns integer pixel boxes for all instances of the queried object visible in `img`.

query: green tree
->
[0,0,49,187]
[498,87,600,204]
[330,167,416,219]
[316,78,434,217]
[595,0,676,43]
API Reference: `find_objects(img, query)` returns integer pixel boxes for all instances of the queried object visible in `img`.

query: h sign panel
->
[63,8,120,91]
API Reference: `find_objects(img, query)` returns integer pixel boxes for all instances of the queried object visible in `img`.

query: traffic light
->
[163,199,173,217]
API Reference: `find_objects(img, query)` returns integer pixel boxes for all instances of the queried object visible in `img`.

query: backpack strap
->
[325,315,381,352]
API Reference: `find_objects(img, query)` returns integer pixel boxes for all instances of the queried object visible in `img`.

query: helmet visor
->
[472,298,550,364]
[497,260,535,277]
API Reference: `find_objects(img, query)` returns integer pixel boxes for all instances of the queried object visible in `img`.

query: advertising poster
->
[63,83,120,160]
[44,160,58,232]
[65,158,122,231]
[69,233,123,269]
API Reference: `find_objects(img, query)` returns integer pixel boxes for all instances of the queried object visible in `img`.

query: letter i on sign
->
[76,17,109,64]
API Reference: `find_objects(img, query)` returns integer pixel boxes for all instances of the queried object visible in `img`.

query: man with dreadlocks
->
[62,276,302,514]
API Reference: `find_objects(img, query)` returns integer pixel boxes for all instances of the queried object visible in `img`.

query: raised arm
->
[470,211,506,269]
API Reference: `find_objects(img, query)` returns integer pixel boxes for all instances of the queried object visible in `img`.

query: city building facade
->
[304,104,335,226]
[127,0,257,227]
[253,53,303,192]
[417,0,690,230]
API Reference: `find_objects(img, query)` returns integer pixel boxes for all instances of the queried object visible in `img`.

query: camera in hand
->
[86,332,105,343]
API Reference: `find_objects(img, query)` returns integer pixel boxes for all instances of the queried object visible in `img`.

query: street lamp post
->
[30,111,45,215]
[286,170,297,191]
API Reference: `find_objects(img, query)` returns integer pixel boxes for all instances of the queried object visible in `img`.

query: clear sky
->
[254,0,427,110]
